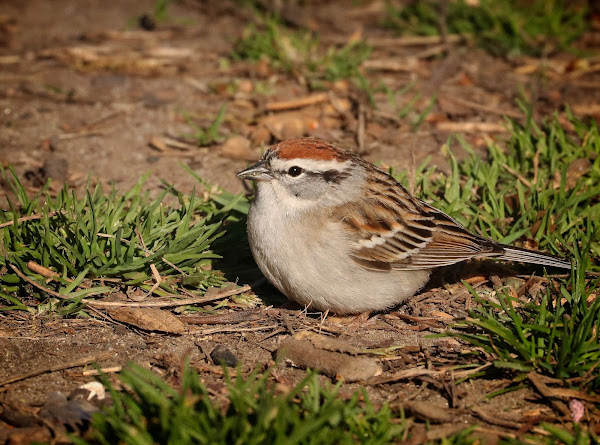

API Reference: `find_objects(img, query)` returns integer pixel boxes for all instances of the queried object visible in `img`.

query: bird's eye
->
[287,166,303,177]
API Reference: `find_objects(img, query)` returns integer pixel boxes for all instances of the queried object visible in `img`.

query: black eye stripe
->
[276,167,351,183]
[322,169,350,184]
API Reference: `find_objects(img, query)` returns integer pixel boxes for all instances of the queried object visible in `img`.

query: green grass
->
[394,110,600,258]
[455,261,599,390]
[81,364,407,445]
[2,111,599,441]
[535,423,598,445]
[181,105,227,147]
[232,15,372,91]
[380,80,437,131]
[0,167,247,315]
[87,113,599,442]
[384,0,588,57]
[153,0,174,23]
[392,112,600,391]
[81,363,595,445]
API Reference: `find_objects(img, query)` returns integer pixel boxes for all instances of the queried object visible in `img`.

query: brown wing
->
[339,170,503,271]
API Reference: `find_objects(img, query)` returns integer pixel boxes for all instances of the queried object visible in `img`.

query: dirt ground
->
[1,0,599,443]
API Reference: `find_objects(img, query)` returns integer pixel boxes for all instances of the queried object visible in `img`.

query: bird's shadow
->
[422,259,562,295]
[211,214,289,308]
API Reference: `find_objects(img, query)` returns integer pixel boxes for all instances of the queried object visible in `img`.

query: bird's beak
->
[237,160,273,181]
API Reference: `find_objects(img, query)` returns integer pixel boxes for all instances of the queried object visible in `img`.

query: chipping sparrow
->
[237,138,571,314]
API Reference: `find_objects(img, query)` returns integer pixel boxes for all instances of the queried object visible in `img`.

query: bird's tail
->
[499,245,572,269]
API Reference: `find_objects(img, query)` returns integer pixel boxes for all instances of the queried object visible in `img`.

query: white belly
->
[247,197,431,314]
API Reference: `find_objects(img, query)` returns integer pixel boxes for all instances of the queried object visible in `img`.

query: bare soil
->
[1,0,599,443]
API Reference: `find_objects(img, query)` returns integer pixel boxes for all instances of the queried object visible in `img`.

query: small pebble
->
[238,79,254,94]
[221,135,256,160]
[280,118,305,140]
[249,125,272,146]
[210,344,239,367]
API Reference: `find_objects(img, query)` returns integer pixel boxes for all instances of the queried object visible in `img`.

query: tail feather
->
[499,245,571,269]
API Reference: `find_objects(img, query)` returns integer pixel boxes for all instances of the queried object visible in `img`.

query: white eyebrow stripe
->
[270,158,353,172]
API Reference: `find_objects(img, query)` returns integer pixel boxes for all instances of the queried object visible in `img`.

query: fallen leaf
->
[565,158,592,189]
[149,136,168,152]
[108,308,186,334]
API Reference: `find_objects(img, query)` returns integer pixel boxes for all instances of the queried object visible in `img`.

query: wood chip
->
[294,330,361,355]
[179,308,263,325]
[277,337,382,382]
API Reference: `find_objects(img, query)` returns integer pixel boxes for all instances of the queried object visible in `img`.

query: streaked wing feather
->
[342,170,502,271]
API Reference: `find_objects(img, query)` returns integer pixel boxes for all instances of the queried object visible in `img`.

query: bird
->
[237,137,571,314]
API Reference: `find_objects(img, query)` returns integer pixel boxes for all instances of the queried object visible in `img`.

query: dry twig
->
[366,35,464,47]
[503,163,532,188]
[436,122,509,133]
[362,59,422,73]
[265,93,329,111]
[0,352,113,387]
[81,366,122,376]
[0,211,64,229]
[438,94,525,120]
[368,363,492,385]
[8,264,251,308]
